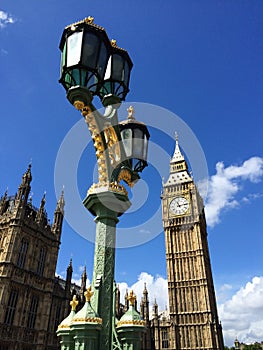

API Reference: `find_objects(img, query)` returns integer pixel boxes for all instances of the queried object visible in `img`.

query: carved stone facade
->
[0,166,85,350]
[154,137,224,350]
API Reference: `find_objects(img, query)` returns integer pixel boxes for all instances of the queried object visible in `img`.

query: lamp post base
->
[83,189,130,350]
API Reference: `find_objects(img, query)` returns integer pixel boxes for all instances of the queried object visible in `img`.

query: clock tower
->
[161,135,224,350]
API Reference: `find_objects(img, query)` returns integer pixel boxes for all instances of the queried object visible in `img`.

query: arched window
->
[4,289,18,325]
[36,247,46,276]
[27,295,39,329]
[17,238,29,268]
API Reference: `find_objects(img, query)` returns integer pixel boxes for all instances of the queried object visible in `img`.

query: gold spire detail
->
[85,16,94,24]
[84,286,94,303]
[70,295,79,311]
[111,39,117,47]
[127,290,136,306]
[127,106,135,120]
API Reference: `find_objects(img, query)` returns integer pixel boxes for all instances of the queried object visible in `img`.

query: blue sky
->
[1,1,263,346]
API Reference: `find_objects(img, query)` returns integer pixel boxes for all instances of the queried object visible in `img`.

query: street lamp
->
[58,16,149,350]
[59,16,111,105]
[99,39,133,106]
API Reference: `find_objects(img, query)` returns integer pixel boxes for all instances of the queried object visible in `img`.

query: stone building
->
[0,165,85,350]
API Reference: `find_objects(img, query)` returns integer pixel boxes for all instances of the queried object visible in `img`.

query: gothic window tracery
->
[17,238,29,268]
[36,247,46,276]
[4,289,18,325]
[27,295,39,329]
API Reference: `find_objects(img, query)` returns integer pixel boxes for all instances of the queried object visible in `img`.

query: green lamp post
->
[58,17,150,350]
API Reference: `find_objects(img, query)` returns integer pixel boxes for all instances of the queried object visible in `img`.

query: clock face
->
[169,197,189,215]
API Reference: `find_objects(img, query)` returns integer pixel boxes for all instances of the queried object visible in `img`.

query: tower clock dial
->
[169,196,189,215]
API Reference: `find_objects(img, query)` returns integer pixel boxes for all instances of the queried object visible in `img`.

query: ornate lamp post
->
[58,17,149,350]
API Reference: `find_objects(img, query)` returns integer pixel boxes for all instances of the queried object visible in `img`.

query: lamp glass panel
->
[112,54,124,81]
[104,56,112,80]
[133,129,144,159]
[61,44,66,73]
[72,69,80,85]
[121,129,132,157]
[67,31,83,67]
[82,32,100,69]
[97,41,108,79]
[143,135,148,160]
[124,60,130,86]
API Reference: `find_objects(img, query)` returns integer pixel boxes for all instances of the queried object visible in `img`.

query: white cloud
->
[204,157,263,227]
[218,276,263,346]
[0,10,16,28]
[219,284,232,292]
[118,272,168,311]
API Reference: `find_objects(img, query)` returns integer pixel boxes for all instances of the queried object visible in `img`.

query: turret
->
[35,192,46,224]
[234,338,240,350]
[70,287,102,350]
[65,259,73,297]
[115,284,121,318]
[15,164,32,210]
[140,283,149,322]
[125,289,129,312]
[152,299,160,349]
[16,164,32,203]
[57,295,79,350]
[0,190,8,215]
[80,266,87,302]
[152,299,158,319]
[52,190,65,236]
[117,290,146,350]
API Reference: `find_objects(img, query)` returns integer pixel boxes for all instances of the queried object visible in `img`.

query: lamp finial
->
[85,16,94,24]
[84,286,94,303]
[70,295,79,311]
[127,290,136,306]
[111,39,117,47]
[127,106,135,120]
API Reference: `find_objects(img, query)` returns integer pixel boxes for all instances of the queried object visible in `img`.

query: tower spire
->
[0,189,8,215]
[65,258,73,295]
[52,189,65,236]
[16,164,32,203]
[171,132,184,163]
[80,266,87,302]
[163,131,191,186]
[56,188,65,215]
[36,192,46,223]
[140,282,149,322]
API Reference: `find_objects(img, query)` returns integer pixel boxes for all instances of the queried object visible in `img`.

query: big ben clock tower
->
[161,135,224,350]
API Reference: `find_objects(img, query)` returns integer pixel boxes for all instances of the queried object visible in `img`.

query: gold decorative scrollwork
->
[117,169,134,188]
[88,182,127,197]
[117,320,146,327]
[73,317,102,324]
[103,123,121,166]
[74,101,108,184]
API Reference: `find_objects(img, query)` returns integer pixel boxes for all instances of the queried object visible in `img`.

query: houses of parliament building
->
[0,137,224,350]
